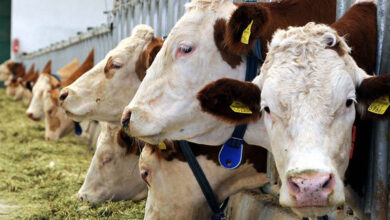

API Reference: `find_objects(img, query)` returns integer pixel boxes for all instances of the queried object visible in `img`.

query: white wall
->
[11,0,113,57]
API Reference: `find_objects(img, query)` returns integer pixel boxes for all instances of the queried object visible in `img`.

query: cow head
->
[60,25,163,123]
[78,123,147,203]
[196,23,389,217]
[140,142,268,219]
[123,0,270,146]
[43,89,74,141]
[26,60,52,121]
[0,59,12,81]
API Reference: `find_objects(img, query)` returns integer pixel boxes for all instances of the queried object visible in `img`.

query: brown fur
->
[214,19,243,68]
[48,106,61,132]
[117,129,142,156]
[61,48,94,87]
[219,0,336,56]
[331,2,377,75]
[148,140,267,173]
[7,62,25,81]
[197,78,261,124]
[135,37,164,80]
[104,56,114,79]
[42,60,52,74]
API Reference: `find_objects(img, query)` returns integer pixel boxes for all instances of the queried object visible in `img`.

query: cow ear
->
[135,37,163,81]
[357,74,390,119]
[197,78,261,124]
[223,4,269,54]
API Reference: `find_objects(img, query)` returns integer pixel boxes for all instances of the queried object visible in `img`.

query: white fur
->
[60,24,155,123]
[140,144,268,219]
[253,22,372,217]
[78,123,147,203]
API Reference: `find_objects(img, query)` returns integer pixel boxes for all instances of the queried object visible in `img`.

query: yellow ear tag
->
[368,96,390,115]
[230,101,252,114]
[158,142,167,150]
[241,20,254,45]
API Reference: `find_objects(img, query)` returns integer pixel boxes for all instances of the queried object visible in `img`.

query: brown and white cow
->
[43,50,94,141]
[59,25,163,123]
[78,123,147,203]
[140,140,269,219]
[122,0,336,146]
[5,62,26,99]
[195,1,377,217]
[26,58,79,121]
[14,64,39,105]
[0,59,13,82]
[26,60,54,121]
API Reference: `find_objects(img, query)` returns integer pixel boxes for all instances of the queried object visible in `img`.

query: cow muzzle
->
[287,172,335,207]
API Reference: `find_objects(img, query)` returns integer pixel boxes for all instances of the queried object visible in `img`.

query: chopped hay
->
[0,89,145,219]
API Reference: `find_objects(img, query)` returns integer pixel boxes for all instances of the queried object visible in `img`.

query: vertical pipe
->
[371,0,390,219]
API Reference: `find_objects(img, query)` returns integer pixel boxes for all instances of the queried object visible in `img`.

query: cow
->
[59,25,163,123]
[5,62,26,99]
[139,140,269,219]
[78,123,147,203]
[121,0,336,146]
[0,59,13,82]
[194,1,377,218]
[42,49,95,141]
[14,64,39,105]
[26,57,78,121]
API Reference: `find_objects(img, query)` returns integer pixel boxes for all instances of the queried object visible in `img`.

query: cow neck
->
[219,38,264,169]
[176,38,264,220]
[49,73,83,136]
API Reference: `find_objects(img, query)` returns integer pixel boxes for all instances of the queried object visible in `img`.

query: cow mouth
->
[290,206,335,217]
[65,110,85,122]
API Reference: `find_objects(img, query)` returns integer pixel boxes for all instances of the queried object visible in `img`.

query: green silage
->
[0,89,145,219]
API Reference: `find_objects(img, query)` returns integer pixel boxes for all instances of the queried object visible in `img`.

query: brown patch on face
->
[104,56,115,79]
[48,107,61,132]
[213,19,242,69]
[135,37,164,81]
[61,48,94,88]
[147,140,267,173]
[197,78,262,124]
[223,4,269,55]
[117,129,142,155]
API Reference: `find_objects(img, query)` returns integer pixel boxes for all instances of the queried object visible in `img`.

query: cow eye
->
[346,99,355,108]
[141,169,151,186]
[102,157,112,165]
[180,45,192,54]
[112,61,122,69]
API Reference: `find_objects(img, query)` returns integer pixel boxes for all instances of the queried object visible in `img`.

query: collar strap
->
[219,38,264,169]
[179,141,229,220]
[52,73,62,90]
[74,121,83,136]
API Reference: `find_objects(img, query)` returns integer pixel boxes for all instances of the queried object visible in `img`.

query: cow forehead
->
[261,24,356,124]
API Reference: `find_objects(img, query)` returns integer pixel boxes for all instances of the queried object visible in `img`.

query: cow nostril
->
[122,111,131,128]
[59,91,69,101]
[78,195,84,201]
[288,178,301,193]
[27,113,33,119]
[322,174,333,190]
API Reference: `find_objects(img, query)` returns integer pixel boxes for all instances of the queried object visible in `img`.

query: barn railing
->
[14,0,389,218]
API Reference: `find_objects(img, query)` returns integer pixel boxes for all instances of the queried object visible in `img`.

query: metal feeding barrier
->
[15,0,390,218]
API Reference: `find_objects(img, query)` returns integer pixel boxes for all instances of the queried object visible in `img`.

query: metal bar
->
[371,0,390,219]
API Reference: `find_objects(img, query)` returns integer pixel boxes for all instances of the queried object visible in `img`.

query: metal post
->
[371,0,390,219]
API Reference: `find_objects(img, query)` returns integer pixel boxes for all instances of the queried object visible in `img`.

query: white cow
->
[78,122,147,203]
[59,25,163,123]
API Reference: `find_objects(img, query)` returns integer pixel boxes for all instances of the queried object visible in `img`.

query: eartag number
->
[230,101,252,114]
[241,20,254,44]
[368,96,390,115]
[158,142,167,150]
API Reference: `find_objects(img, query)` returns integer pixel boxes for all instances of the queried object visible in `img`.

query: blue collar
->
[219,38,264,169]
[74,122,83,136]
[52,73,62,90]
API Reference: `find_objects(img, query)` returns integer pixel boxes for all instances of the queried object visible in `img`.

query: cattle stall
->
[13,0,390,219]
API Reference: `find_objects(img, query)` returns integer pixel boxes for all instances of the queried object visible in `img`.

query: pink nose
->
[287,173,335,207]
